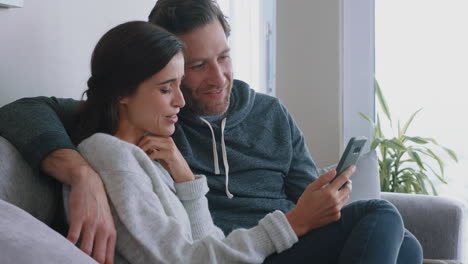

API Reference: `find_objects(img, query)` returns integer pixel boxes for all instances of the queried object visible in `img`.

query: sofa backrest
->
[319,150,381,202]
[349,150,381,202]
[0,136,64,231]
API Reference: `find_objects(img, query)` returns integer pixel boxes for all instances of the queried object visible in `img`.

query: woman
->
[64,21,416,264]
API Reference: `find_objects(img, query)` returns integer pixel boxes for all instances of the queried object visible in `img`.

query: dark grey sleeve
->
[280,103,320,203]
[0,96,81,173]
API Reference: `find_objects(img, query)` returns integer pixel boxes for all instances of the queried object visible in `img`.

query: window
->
[217,0,276,95]
[376,0,468,248]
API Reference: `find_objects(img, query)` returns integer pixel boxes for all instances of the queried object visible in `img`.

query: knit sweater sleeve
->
[77,133,298,264]
[0,96,80,173]
[173,176,225,240]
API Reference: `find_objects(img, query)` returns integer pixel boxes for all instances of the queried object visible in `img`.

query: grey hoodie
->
[172,80,319,234]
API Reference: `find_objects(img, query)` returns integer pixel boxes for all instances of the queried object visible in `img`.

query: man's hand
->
[285,166,354,237]
[42,149,116,264]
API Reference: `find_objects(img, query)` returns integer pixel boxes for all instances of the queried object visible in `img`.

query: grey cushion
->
[382,192,465,261]
[423,260,463,264]
[0,136,61,226]
[348,150,381,202]
[319,150,381,202]
[0,199,97,264]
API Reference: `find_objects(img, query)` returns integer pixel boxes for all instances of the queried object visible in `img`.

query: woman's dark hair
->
[73,21,183,144]
[148,0,230,37]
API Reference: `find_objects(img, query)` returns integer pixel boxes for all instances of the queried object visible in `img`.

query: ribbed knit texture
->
[63,133,298,264]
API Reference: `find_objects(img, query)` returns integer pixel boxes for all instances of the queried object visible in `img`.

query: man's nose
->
[208,63,226,86]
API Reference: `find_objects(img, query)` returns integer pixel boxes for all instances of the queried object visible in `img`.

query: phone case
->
[332,136,368,183]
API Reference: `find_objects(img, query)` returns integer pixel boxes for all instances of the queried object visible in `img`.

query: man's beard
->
[180,83,231,116]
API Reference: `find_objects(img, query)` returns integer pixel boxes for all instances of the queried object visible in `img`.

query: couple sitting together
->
[0,0,423,263]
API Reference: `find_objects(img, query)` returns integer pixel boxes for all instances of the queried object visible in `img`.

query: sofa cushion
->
[382,192,465,261]
[423,260,463,264]
[348,150,381,202]
[0,199,97,264]
[0,136,62,227]
[319,150,381,202]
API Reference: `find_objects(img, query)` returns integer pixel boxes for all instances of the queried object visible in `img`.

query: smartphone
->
[330,137,367,186]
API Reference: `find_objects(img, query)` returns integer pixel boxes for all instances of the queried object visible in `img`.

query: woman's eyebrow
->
[158,78,177,85]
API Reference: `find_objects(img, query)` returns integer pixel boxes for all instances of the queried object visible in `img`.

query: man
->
[0,0,422,263]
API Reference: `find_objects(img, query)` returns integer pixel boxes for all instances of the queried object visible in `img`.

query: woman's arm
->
[172,174,224,240]
[102,170,296,264]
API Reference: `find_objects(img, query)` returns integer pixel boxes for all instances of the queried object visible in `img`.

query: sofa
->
[0,135,465,263]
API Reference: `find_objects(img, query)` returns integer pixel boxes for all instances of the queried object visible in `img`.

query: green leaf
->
[408,149,425,170]
[405,136,429,145]
[399,173,418,189]
[360,112,374,125]
[397,167,417,175]
[398,121,402,139]
[419,172,438,195]
[375,114,383,139]
[413,184,423,194]
[424,148,445,175]
[398,184,408,193]
[443,147,459,162]
[425,162,448,184]
[385,138,407,151]
[425,138,439,145]
[370,138,382,151]
[414,172,429,194]
[400,172,421,194]
[375,80,392,123]
[400,109,422,137]
[428,179,438,196]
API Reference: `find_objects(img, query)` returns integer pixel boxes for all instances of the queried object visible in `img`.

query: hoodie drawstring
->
[220,118,233,198]
[200,118,220,175]
[199,117,234,199]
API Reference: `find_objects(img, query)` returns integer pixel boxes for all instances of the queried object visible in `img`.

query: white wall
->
[0,0,155,106]
[276,0,342,167]
[277,0,375,167]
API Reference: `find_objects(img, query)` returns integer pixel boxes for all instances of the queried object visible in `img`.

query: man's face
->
[177,20,233,116]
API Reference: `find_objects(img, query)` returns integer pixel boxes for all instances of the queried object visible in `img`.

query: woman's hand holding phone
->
[285,166,354,237]
[138,134,195,183]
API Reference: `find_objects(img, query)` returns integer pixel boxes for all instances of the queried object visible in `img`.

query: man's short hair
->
[148,0,231,37]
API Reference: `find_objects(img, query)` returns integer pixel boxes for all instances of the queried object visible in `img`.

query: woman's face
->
[117,53,185,141]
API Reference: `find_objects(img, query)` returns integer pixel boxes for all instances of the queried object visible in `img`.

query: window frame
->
[340,0,375,151]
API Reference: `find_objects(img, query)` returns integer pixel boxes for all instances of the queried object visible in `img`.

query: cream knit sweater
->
[63,133,298,264]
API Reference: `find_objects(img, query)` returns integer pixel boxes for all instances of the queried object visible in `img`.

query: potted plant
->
[360,80,458,195]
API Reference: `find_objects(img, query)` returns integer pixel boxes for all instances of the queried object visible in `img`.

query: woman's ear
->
[119,96,129,105]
